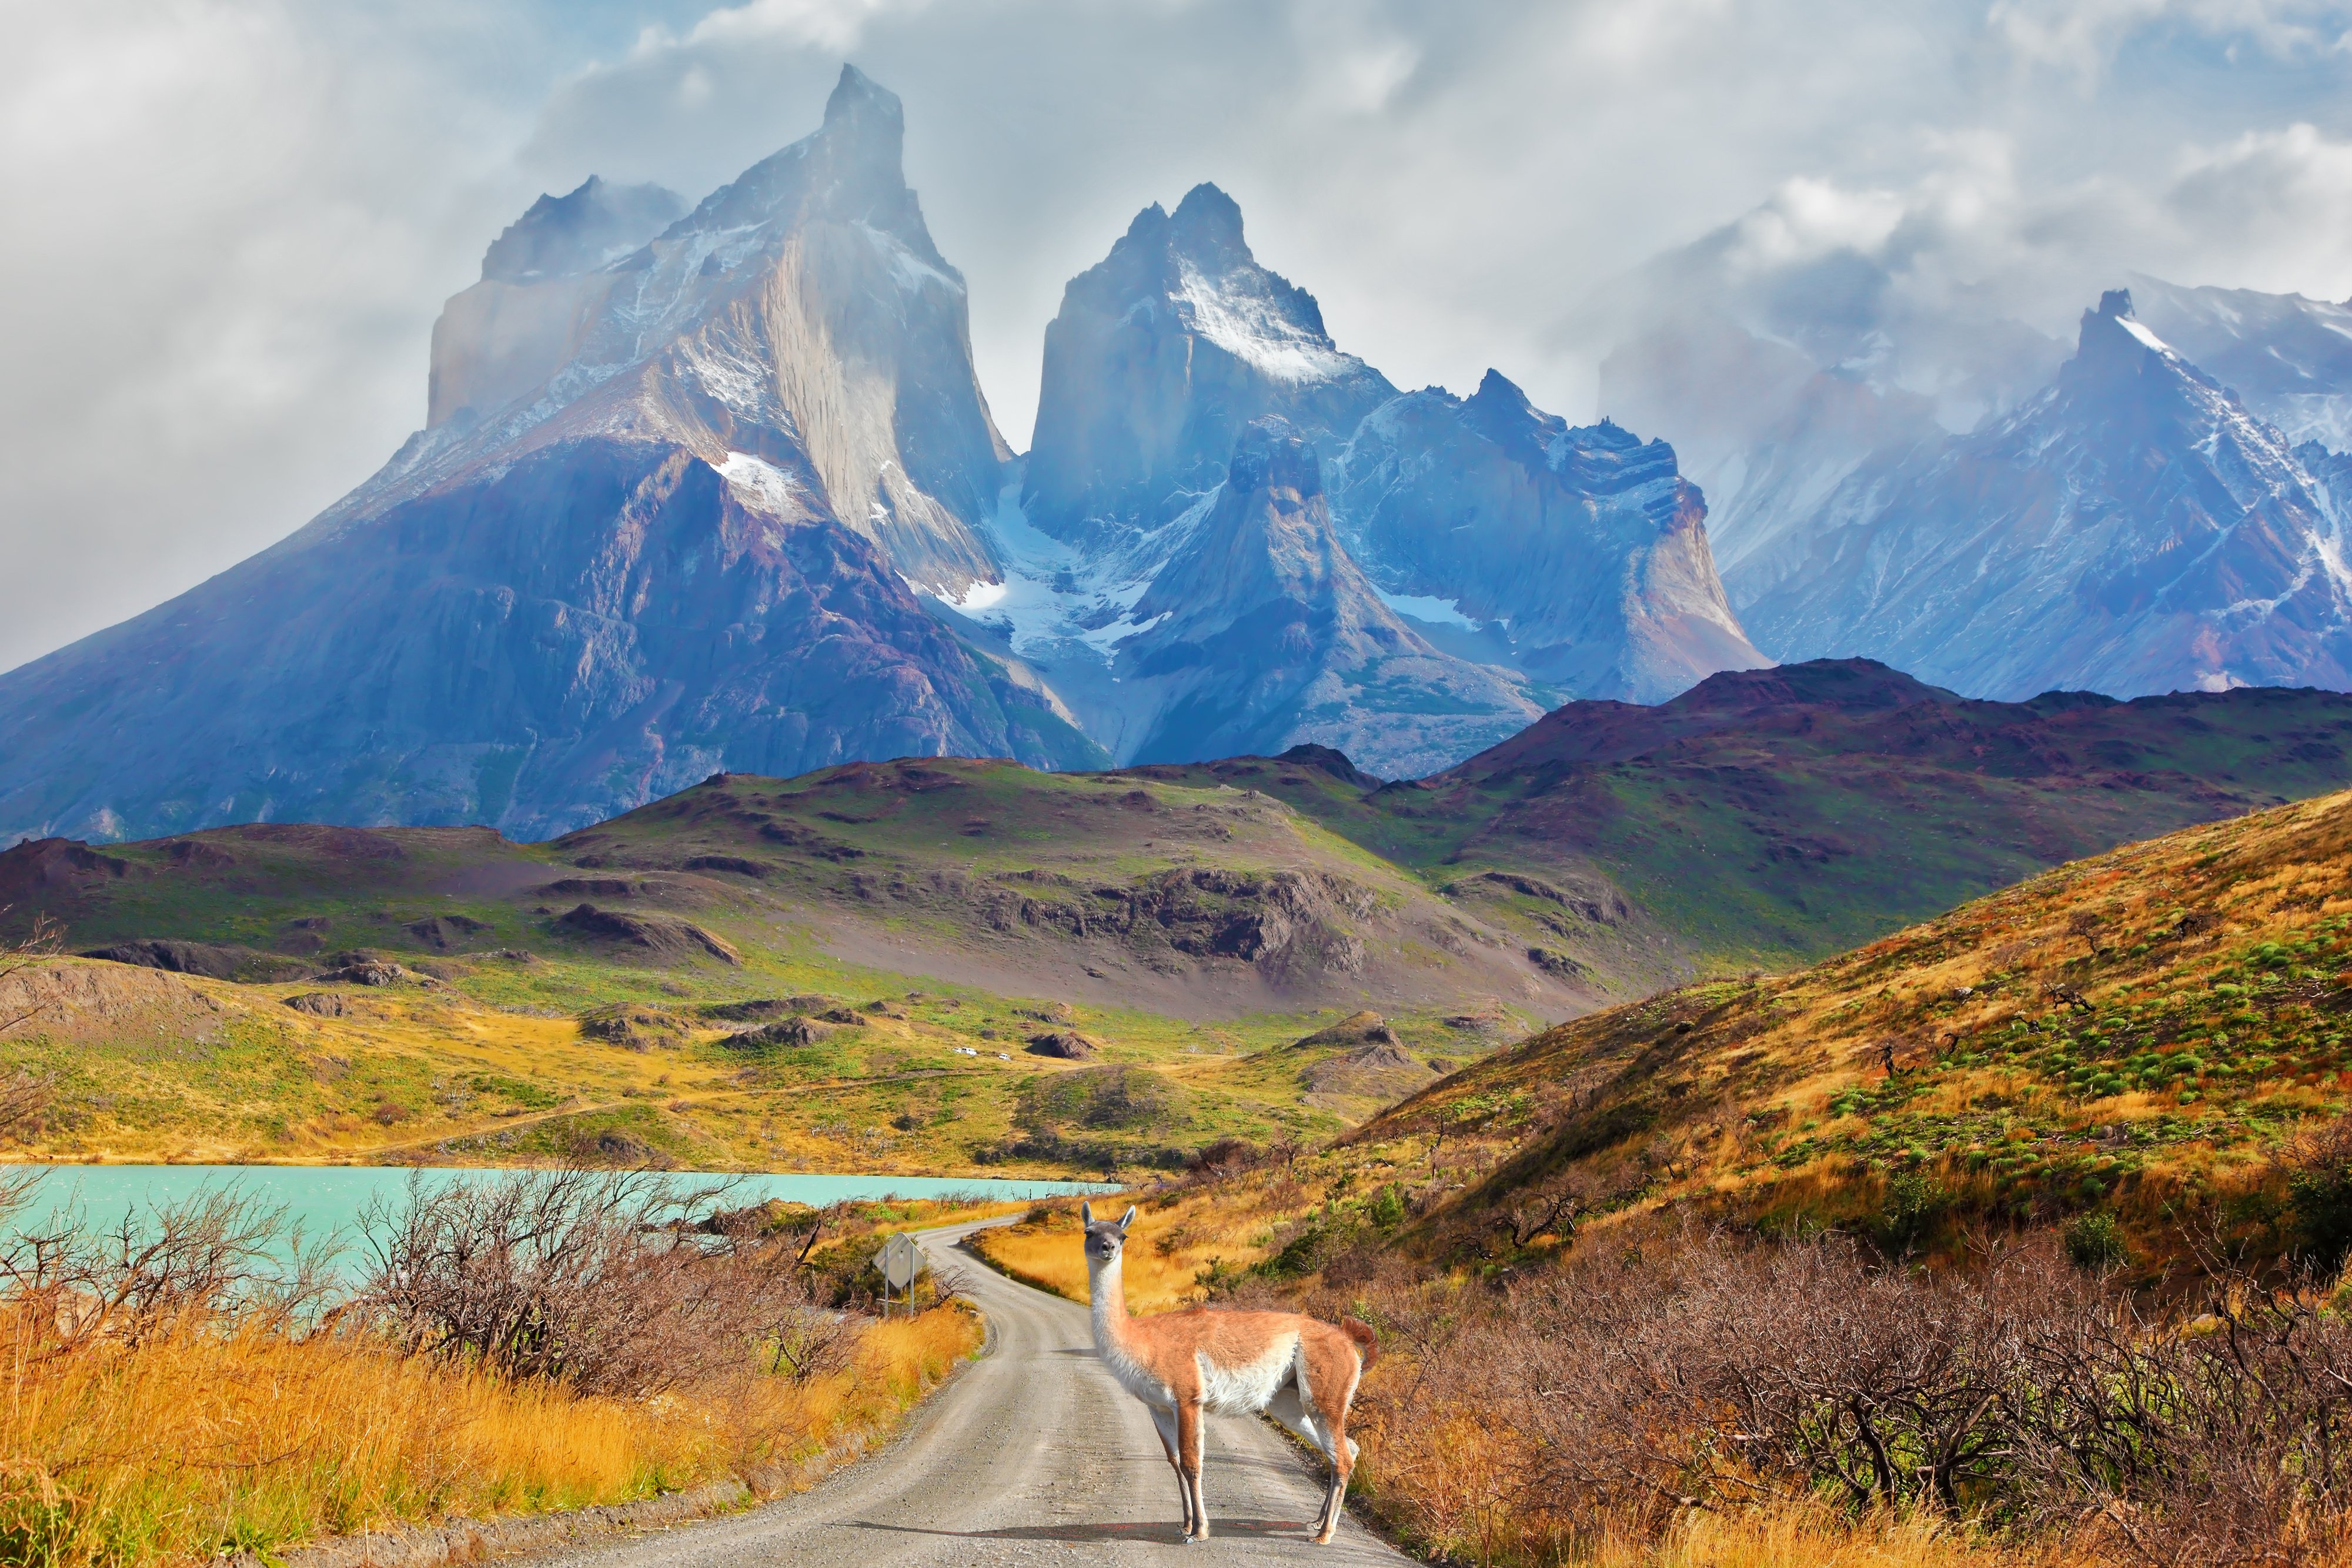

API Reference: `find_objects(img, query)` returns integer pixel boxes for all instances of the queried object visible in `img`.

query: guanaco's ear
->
[1082,1201,1096,1225]
[1118,1206,1137,1231]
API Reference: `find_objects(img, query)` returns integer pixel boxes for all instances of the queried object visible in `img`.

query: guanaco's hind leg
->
[1149,1405,1195,1539]
[1176,1399,1208,1541]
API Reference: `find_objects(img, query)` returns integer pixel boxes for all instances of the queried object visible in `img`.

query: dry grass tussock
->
[0,1168,978,1568]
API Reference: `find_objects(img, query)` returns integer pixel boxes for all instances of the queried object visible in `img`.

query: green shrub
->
[2285,1118,2352,1276]
[2066,1211,2129,1272]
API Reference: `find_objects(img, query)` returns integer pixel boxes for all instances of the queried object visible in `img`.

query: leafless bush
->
[1378,1225,2352,1562]
[2006,1260,2352,1566]
[359,1169,834,1396]
[0,1182,333,1352]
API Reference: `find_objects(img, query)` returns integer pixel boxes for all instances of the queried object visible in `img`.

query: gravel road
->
[528,1219,1412,1566]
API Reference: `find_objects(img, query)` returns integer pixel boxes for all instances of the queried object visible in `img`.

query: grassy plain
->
[0,764,1539,1173]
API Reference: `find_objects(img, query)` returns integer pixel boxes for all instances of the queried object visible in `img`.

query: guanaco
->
[1081,1202,1377,1544]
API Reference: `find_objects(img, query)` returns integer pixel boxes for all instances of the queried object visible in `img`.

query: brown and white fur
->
[1081,1202,1375,1544]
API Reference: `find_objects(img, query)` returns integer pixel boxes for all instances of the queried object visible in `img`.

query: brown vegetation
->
[0,1174,979,1568]
[972,788,2352,1564]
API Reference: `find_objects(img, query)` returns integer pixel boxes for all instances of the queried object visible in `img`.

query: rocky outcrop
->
[556,904,741,965]
[79,940,308,983]
[1112,419,1543,776]
[1330,370,1768,701]
[1025,1030,1099,1059]
[1022,183,1395,546]
[1290,1009,1397,1049]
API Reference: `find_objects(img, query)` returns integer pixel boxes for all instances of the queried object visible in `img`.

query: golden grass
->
[969,1186,1307,1313]
[1601,1503,2049,1568]
[0,1303,980,1568]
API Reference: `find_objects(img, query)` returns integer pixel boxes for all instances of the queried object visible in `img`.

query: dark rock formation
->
[556,904,740,965]
[79,940,306,983]
[1112,419,1543,775]
[1025,1029,1100,1059]
[1330,370,1768,701]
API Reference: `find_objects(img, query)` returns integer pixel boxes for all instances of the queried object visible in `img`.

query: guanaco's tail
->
[1339,1316,1378,1371]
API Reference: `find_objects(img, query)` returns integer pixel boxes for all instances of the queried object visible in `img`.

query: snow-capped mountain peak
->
[1024,182,1395,543]
[1732,287,2352,700]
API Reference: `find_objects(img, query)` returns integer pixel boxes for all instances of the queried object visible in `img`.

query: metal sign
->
[873,1232,921,1315]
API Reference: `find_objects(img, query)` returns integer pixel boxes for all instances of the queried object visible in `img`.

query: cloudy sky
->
[4,0,2351,674]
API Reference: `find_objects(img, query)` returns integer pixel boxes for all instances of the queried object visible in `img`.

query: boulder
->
[1026,1030,1100,1060]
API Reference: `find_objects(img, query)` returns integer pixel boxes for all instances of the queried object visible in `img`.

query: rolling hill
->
[0,762,1565,1171]
[9,662,2352,1177]
[982,775,2352,1311]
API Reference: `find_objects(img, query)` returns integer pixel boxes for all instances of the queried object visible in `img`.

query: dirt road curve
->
[529,1220,1412,1567]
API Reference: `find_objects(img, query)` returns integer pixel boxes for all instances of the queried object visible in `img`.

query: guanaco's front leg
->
[1176,1399,1208,1541]
[1149,1405,1194,1538]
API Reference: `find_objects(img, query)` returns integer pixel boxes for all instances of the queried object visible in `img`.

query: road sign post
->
[873,1232,920,1318]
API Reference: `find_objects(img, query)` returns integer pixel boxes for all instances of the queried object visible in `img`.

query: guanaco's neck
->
[1087,1252,1132,1348]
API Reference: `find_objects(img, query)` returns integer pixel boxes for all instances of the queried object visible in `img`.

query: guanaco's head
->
[1081,1202,1135,1268]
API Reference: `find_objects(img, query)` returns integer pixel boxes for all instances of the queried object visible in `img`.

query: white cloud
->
[1989,0,2352,78]
[6,0,2352,676]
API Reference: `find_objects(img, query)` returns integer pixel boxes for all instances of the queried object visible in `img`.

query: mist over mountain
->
[1594,196,2352,703]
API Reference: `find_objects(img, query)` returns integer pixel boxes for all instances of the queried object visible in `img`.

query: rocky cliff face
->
[1329,370,1766,701]
[1110,419,1541,775]
[0,68,1092,845]
[1734,291,2352,698]
[1021,183,1397,546]
[2128,277,2352,454]
[0,76,1772,845]
[943,189,1765,769]
[428,176,687,429]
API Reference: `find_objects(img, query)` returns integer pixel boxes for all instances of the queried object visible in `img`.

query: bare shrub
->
[2281,1112,2352,1276]
[0,1183,331,1353]
[2007,1256,2352,1566]
[1363,1225,2352,1564]
[359,1169,831,1397]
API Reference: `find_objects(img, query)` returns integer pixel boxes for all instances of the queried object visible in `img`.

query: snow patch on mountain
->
[2117,316,2173,355]
[1174,263,1352,383]
[716,452,803,517]
[1374,588,1482,629]
[927,482,1205,663]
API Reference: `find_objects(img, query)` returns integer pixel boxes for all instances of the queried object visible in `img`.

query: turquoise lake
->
[4,1165,1110,1249]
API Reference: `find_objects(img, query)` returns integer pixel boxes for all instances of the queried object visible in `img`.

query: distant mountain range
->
[2,66,2350,850]
[0,68,1759,845]
[1601,236,2352,703]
